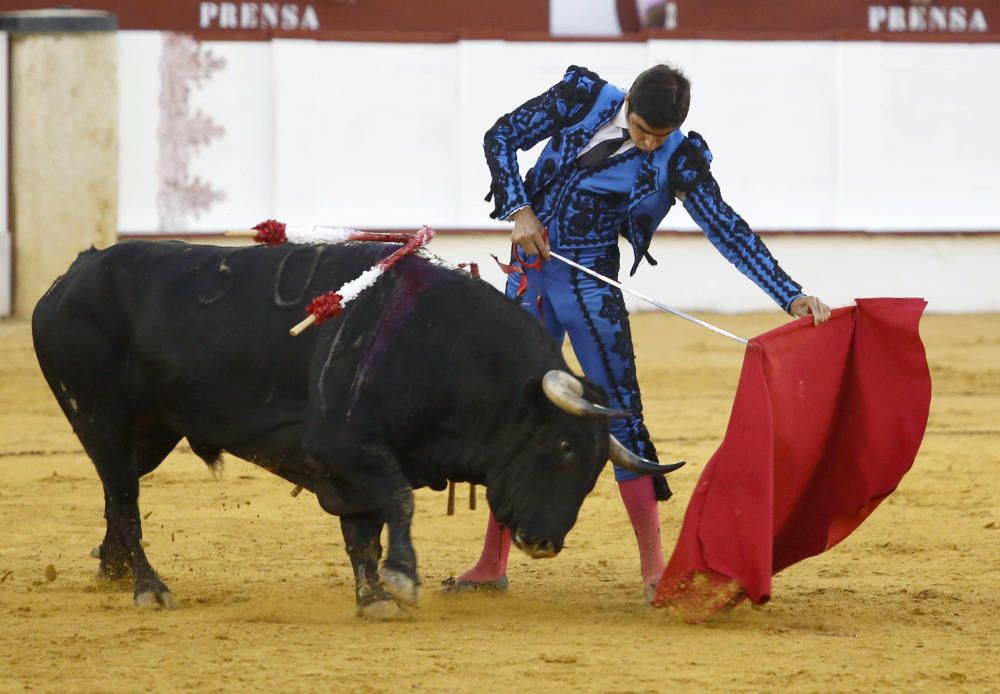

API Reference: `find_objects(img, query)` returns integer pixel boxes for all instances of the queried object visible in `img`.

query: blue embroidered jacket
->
[484,65,803,312]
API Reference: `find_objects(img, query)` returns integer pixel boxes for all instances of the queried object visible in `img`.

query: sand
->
[1,311,997,693]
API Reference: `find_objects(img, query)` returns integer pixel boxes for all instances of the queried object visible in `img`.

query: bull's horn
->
[542,370,626,418]
[609,435,686,475]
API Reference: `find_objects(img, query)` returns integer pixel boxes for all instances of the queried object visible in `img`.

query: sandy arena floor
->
[1,311,997,693]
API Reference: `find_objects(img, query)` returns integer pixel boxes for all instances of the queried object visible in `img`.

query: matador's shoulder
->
[671,130,715,193]
[552,65,607,106]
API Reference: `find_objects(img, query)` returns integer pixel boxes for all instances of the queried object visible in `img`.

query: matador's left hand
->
[790,295,832,326]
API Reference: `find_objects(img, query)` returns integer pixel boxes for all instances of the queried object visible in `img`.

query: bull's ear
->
[523,375,546,405]
[523,372,560,414]
[578,377,611,408]
[540,370,610,406]
[540,370,626,418]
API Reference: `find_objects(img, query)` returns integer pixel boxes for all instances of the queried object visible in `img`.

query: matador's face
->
[625,94,675,152]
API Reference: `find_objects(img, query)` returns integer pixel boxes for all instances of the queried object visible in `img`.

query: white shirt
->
[575,103,635,160]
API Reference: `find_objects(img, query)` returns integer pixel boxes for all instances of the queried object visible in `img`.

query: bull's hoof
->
[134,576,176,610]
[356,600,410,621]
[134,589,177,610]
[378,567,420,606]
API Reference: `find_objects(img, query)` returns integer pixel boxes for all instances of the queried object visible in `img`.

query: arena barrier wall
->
[390,232,997,315]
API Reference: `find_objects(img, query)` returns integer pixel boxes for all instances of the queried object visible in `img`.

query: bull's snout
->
[512,531,560,559]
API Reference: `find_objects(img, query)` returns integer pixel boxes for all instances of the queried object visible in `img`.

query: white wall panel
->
[273,41,459,229]
[118,32,162,231]
[637,233,1000,313]
[647,40,839,231]
[187,41,275,230]
[836,42,1000,231]
[271,40,321,224]
[117,33,1000,240]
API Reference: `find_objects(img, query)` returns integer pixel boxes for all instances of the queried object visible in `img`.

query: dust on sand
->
[1,313,997,693]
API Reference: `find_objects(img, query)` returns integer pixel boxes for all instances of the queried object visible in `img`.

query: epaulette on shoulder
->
[564,65,601,83]
[555,66,606,121]
[685,131,712,162]
[670,131,714,193]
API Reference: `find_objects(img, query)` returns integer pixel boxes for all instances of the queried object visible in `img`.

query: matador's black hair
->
[628,64,690,129]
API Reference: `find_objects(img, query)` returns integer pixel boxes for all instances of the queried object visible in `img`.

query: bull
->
[32,240,683,618]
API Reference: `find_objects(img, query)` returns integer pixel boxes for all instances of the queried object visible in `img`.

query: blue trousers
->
[505,245,659,482]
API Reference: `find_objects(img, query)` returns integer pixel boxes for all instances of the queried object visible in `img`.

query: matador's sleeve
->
[673,132,804,313]
[484,65,605,220]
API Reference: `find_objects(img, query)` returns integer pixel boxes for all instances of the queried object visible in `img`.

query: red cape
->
[653,298,931,621]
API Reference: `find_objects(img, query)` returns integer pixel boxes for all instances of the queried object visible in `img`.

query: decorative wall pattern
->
[156,33,227,230]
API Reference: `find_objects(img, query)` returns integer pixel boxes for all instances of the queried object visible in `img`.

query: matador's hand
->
[790,295,832,326]
[510,207,550,260]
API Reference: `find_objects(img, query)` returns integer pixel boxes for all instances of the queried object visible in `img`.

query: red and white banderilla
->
[226,219,418,246]
[288,225,436,336]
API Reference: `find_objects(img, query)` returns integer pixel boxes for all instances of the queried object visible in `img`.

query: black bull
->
[32,240,682,618]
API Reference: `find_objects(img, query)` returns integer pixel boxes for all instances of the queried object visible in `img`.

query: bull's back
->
[30,241,497,432]
[31,241,380,429]
[35,239,382,349]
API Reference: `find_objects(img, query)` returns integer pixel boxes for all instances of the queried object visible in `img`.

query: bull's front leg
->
[305,433,421,610]
[378,488,420,606]
[340,511,408,620]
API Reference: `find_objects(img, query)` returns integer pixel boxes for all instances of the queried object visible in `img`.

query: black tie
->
[576,128,631,168]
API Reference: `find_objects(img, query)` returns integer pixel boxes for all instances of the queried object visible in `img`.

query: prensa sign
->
[868,4,989,32]
[199,2,320,30]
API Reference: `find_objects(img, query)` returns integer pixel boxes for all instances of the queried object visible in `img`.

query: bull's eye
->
[560,440,573,454]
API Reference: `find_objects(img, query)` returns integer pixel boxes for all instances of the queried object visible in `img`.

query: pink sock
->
[457,510,511,582]
[618,476,666,587]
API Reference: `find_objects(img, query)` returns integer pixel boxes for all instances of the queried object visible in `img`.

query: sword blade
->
[549,251,749,345]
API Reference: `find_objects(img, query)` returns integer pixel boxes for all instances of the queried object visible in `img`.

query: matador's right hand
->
[510,207,550,260]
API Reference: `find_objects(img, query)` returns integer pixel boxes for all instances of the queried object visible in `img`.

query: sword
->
[548,251,749,345]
